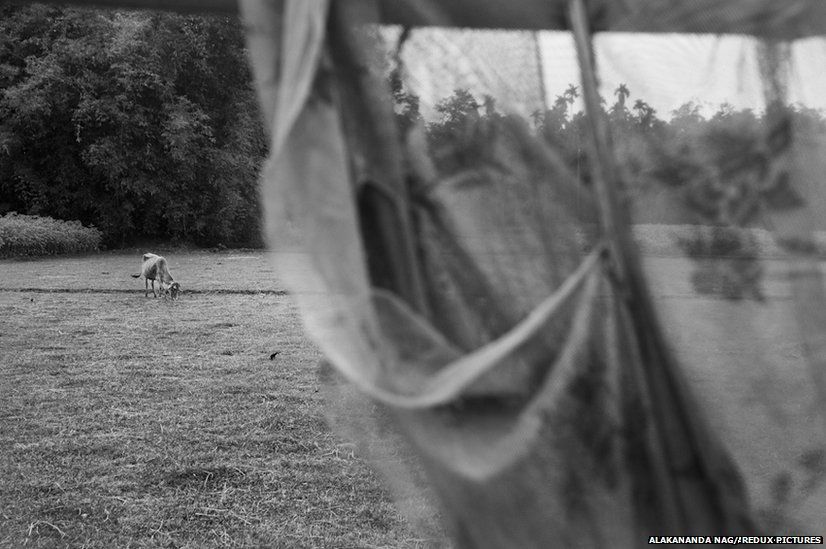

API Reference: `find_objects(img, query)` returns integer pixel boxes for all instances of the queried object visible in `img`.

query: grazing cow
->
[131,253,181,299]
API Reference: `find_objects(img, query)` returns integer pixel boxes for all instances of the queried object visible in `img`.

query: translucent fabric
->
[240,0,826,544]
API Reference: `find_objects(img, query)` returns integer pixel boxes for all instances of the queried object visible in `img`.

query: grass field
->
[0,251,438,548]
[2,249,825,546]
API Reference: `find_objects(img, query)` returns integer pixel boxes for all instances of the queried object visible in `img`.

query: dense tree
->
[632,99,658,130]
[0,5,266,247]
[429,88,480,139]
[670,100,705,133]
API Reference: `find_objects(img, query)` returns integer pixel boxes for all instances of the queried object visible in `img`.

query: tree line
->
[401,79,826,299]
[3,6,826,249]
[0,5,266,247]
[400,77,826,231]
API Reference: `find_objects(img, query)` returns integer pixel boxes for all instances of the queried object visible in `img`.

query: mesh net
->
[239,0,826,544]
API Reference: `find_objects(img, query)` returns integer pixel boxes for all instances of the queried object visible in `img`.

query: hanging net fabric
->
[238,0,826,544]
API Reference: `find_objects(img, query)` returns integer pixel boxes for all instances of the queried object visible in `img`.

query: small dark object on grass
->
[269,352,280,360]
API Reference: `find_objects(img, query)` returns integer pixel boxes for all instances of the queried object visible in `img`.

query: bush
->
[0,213,102,258]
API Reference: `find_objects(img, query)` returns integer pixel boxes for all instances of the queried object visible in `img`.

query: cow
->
[131,253,181,299]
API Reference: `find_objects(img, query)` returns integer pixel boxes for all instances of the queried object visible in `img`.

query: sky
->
[539,31,826,120]
[385,26,826,123]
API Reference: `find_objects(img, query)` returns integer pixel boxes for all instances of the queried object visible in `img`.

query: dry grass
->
[0,252,442,548]
[0,249,285,292]
[4,245,824,546]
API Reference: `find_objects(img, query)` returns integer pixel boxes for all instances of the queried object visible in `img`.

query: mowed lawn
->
[0,251,437,548]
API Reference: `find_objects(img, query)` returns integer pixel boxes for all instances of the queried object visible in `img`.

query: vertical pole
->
[567,0,629,271]
[567,0,757,533]
[533,31,549,113]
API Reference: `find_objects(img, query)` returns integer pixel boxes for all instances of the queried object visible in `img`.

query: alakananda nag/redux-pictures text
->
[648,536,824,544]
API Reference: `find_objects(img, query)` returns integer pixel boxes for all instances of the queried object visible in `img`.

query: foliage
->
[0,212,101,257]
[423,89,490,176]
[392,81,826,300]
[0,6,266,248]
[426,87,483,156]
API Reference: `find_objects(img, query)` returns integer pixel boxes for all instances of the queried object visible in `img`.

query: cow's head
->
[166,282,181,300]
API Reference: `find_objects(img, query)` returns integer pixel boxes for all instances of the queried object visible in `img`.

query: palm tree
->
[553,94,568,109]
[564,84,579,106]
[614,83,630,110]
[552,94,569,118]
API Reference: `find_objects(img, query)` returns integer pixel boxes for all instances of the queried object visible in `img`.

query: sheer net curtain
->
[594,33,826,530]
[239,0,826,543]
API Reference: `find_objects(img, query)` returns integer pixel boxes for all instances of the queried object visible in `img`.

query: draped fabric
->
[239,0,826,544]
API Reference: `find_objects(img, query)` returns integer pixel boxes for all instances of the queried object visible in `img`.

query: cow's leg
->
[152,279,157,298]
[145,278,149,297]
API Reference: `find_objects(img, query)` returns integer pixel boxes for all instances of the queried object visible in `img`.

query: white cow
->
[131,253,181,299]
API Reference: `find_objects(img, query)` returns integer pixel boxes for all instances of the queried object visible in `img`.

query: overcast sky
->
[540,32,826,119]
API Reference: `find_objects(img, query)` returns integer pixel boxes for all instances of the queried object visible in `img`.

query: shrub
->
[0,213,102,258]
